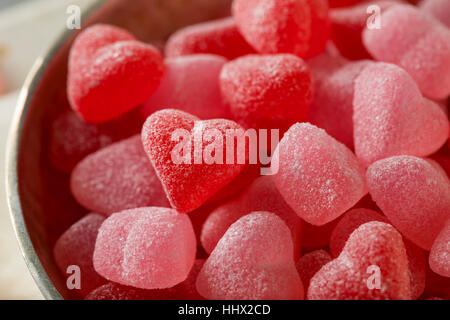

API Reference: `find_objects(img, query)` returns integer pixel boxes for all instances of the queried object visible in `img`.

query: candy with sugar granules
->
[353,63,449,167]
[329,208,387,257]
[429,219,450,277]
[201,176,302,257]
[141,54,230,120]
[68,24,164,123]
[233,0,330,58]
[419,0,450,27]
[93,207,196,289]
[271,123,367,225]
[141,109,246,213]
[71,135,169,215]
[49,111,113,173]
[295,250,332,290]
[308,221,411,300]
[366,155,450,250]
[329,208,426,298]
[165,17,255,59]
[220,54,313,130]
[363,4,450,100]
[330,1,403,60]
[196,212,304,300]
[307,60,372,149]
[53,213,106,296]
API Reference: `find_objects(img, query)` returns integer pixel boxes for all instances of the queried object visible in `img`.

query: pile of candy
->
[52,0,450,300]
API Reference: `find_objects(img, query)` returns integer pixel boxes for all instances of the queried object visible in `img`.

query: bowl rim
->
[5,0,105,300]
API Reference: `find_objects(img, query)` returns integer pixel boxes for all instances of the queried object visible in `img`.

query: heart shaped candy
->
[142,109,247,213]
[308,221,411,300]
[68,24,164,123]
[353,63,449,167]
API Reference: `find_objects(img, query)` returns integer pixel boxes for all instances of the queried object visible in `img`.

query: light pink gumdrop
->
[367,155,450,250]
[200,176,302,258]
[363,4,450,100]
[329,208,426,298]
[71,135,169,215]
[271,123,367,226]
[307,60,372,149]
[53,213,106,297]
[329,208,387,257]
[308,221,411,300]
[429,219,450,277]
[419,0,450,28]
[295,250,332,290]
[196,212,304,300]
[141,54,230,120]
[353,63,449,167]
[93,207,196,289]
[165,17,255,59]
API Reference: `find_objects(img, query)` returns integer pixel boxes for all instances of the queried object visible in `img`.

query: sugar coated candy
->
[295,250,332,290]
[141,109,246,213]
[196,212,304,300]
[429,219,450,277]
[68,24,164,123]
[271,123,367,225]
[307,60,372,149]
[233,0,330,58]
[308,222,411,300]
[71,135,169,215]
[363,4,450,100]
[141,54,230,120]
[220,54,313,131]
[419,0,450,27]
[53,213,106,296]
[165,17,255,59]
[93,207,196,289]
[366,156,450,250]
[200,176,302,258]
[353,63,449,167]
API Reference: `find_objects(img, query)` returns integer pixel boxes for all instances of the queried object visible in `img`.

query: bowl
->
[6,0,232,300]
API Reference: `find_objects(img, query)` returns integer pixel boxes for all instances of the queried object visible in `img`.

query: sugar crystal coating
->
[196,212,304,300]
[141,54,230,120]
[165,17,255,59]
[330,0,403,60]
[141,109,246,213]
[68,24,165,123]
[53,213,106,296]
[363,4,450,100]
[200,176,302,258]
[419,0,450,27]
[353,63,449,167]
[307,60,372,149]
[71,135,169,215]
[308,221,411,300]
[366,155,450,250]
[271,123,367,225]
[233,0,330,58]
[295,250,332,290]
[429,219,450,277]
[220,54,313,131]
[93,207,196,289]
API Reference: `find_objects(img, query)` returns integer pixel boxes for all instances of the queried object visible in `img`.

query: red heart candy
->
[68,24,164,123]
[142,109,247,213]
